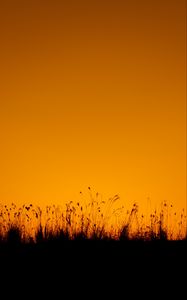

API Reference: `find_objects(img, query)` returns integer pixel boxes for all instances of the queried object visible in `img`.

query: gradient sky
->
[0,0,186,212]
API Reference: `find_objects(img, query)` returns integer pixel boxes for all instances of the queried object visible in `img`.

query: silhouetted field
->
[0,191,186,294]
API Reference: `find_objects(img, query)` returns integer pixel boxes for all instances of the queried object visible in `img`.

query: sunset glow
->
[0,0,186,217]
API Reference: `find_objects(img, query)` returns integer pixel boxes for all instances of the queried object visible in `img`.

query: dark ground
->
[0,240,186,296]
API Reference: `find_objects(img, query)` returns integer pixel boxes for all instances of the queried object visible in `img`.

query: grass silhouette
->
[0,189,186,295]
[0,188,186,244]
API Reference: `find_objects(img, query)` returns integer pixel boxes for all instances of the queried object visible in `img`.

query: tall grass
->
[0,189,186,244]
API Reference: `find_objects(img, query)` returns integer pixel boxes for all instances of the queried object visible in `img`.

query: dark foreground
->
[0,240,186,296]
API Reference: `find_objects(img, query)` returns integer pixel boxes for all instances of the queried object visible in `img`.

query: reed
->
[0,189,186,244]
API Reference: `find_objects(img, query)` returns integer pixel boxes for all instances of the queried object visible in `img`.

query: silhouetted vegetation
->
[0,190,186,295]
[0,189,186,244]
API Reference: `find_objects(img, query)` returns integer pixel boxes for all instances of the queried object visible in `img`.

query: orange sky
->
[0,0,186,213]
